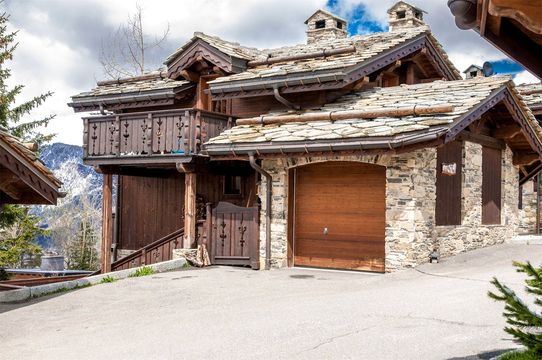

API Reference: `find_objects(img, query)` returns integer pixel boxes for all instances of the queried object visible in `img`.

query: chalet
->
[0,128,62,207]
[69,2,542,273]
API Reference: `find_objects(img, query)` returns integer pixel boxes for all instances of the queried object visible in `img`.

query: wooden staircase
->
[111,228,184,271]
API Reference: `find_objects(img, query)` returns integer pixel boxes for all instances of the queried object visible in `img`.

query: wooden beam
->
[183,171,197,248]
[456,131,506,150]
[493,123,522,139]
[513,152,541,166]
[101,174,113,273]
[180,69,199,82]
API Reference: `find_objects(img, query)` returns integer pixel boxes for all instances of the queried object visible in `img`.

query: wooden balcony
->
[82,108,232,165]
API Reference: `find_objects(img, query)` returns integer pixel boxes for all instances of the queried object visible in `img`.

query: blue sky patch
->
[326,0,386,35]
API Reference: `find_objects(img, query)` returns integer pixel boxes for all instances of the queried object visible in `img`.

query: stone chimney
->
[463,65,483,79]
[388,1,426,31]
[305,9,348,44]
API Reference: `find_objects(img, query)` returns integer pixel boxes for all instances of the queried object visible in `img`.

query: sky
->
[2,0,540,146]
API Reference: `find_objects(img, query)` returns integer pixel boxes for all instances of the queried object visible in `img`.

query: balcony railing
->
[83,108,232,160]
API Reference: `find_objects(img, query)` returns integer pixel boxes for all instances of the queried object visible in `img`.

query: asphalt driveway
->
[1,242,541,360]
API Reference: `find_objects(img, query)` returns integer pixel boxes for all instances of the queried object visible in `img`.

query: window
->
[470,71,478,78]
[414,11,422,20]
[315,20,326,29]
[435,141,463,225]
[397,11,406,19]
[337,21,343,29]
[224,175,242,195]
[482,146,502,224]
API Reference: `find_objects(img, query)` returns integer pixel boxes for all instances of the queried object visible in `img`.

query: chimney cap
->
[304,9,348,25]
[387,1,427,15]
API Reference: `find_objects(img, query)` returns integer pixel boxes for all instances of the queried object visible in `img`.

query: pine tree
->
[0,11,55,146]
[0,9,56,268]
[488,261,542,355]
[0,205,47,268]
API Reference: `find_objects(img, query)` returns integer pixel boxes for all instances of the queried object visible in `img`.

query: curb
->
[0,258,187,303]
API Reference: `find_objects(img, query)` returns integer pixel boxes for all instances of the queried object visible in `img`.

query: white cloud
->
[514,71,540,86]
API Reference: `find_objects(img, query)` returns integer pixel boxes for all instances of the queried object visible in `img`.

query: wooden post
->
[183,170,197,248]
[406,63,415,85]
[205,202,212,256]
[101,174,113,273]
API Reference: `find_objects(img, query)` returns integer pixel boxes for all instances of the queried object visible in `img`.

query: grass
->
[129,266,155,277]
[32,282,92,298]
[499,350,540,360]
[100,275,117,283]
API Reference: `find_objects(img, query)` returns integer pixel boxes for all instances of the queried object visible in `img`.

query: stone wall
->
[255,141,520,272]
[518,179,539,234]
[433,143,519,258]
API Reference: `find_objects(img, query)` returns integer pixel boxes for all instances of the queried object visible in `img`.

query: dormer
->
[388,1,426,31]
[305,9,348,44]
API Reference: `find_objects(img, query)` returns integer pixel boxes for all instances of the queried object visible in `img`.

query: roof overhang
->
[448,0,542,79]
[166,38,249,79]
[0,139,61,205]
[68,83,195,113]
[208,34,460,100]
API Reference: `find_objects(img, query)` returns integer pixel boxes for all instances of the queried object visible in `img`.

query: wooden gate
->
[210,202,259,269]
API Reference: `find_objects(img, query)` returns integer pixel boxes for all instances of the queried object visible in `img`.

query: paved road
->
[2,243,541,360]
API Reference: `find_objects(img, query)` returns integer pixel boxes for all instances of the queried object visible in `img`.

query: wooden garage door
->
[294,162,386,272]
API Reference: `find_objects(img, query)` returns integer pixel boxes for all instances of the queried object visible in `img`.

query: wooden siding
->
[231,92,327,118]
[435,141,463,225]
[116,163,256,251]
[293,162,386,272]
[118,172,184,250]
[482,146,502,224]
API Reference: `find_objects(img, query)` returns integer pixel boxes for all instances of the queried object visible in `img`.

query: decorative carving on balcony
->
[83,109,232,161]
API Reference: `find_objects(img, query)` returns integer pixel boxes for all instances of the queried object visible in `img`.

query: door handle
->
[323,227,328,235]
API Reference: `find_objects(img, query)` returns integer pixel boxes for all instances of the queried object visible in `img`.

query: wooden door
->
[210,202,259,269]
[293,162,386,272]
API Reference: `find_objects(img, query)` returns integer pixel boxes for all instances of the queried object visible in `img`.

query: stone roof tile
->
[517,82,542,108]
[206,76,540,147]
[72,72,189,99]
[209,26,460,86]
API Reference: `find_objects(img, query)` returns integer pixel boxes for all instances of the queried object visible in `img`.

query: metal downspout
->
[249,153,272,270]
[273,86,301,110]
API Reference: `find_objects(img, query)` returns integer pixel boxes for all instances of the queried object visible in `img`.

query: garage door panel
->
[296,239,384,259]
[295,214,385,238]
[294,162,385,272]
[294,255,385,272]
[296,200,385,213]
